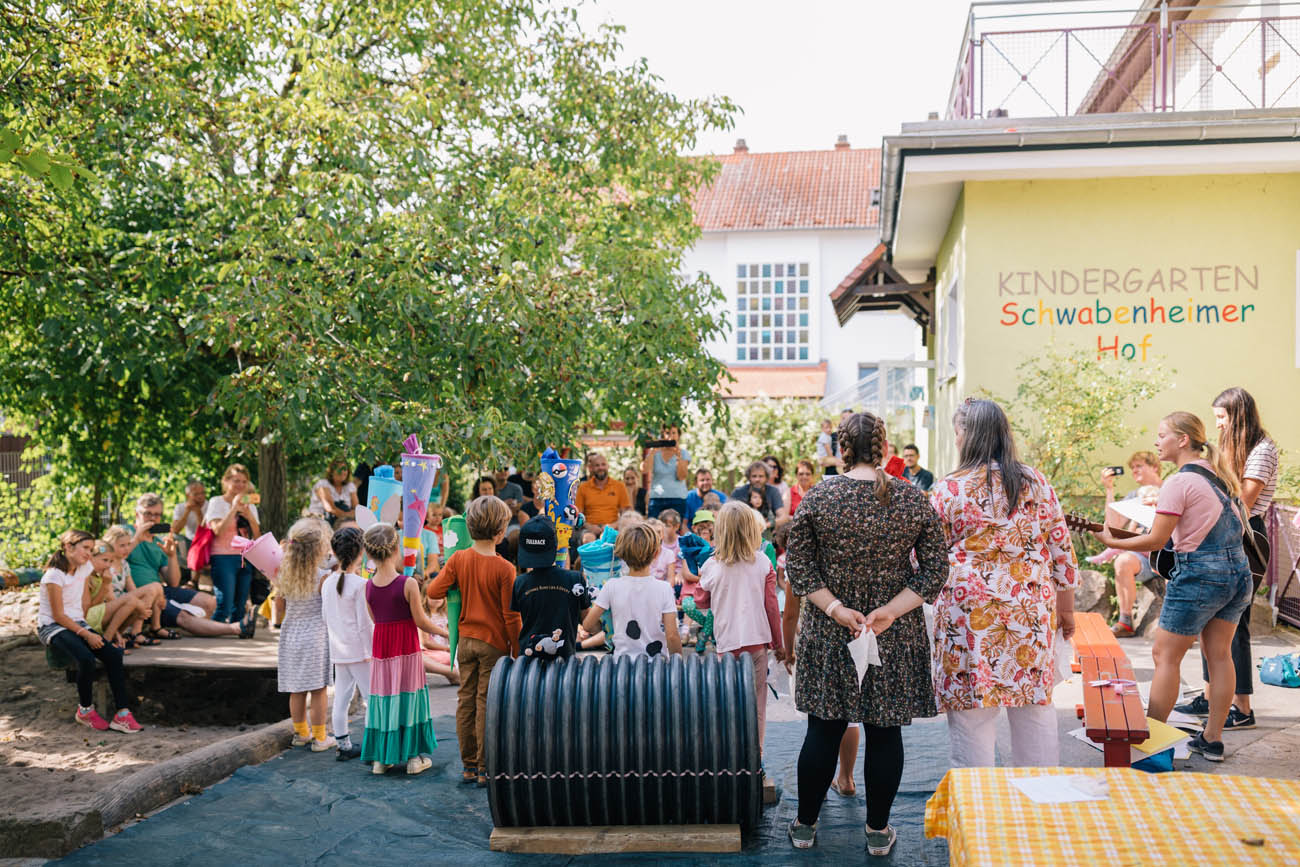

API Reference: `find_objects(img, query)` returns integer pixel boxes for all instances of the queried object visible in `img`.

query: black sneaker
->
[1187,731,1224,762]
[1223,705,1256,731]
[335,744,362,761]
[1174,693,1210,717]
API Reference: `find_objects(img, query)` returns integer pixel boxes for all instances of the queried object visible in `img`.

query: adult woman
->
[763,455,790,512]
[204,463,262,623]
[930,399,1078,770]
[785,412,948,855]
[473,476,496,501]
[623,466,647,516]
[642,424,690,518]
[170,480,207,586]
[310,459,359,526]
[1175,387,1278,728]
[789,459,816,516]
[1101,451,1164,636]
[1093,412,1252,761]
[38,530,142,732]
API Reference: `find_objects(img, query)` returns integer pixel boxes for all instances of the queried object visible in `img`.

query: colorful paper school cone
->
[399,434,441,576]
[231,533,283,581]
[441,513,472,663]
[366,464,402,525]
[538,448,584,567]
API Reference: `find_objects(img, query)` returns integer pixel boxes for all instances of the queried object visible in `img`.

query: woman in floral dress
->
[930,399,1079,768]
[785,412,948,855]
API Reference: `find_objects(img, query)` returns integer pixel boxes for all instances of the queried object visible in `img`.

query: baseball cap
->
[517,516,557,568]
[692,509,715,526]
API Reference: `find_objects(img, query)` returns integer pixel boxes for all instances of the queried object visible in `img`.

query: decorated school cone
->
[231,533,284,582]
[399,435,442,577]
[538,448,584,567]
[441,513,473,664]
[366,464,402,524]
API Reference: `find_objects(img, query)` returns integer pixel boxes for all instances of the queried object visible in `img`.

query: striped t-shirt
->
[1243,437,1278,517]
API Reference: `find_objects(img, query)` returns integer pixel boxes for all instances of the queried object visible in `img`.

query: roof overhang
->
[830,242,935,336]
[880,109,1300,275]
[719,363,827,400]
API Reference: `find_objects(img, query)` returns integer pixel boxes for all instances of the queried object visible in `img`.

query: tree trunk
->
[257,432,289,538]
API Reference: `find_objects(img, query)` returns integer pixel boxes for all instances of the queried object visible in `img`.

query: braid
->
[870,418,886,467]
[837,412,892,507]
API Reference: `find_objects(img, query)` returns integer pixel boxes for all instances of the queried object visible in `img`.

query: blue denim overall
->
[1158,468,1254,637]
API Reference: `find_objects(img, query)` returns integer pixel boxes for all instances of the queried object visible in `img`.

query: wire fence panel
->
[1172,17,1300,111]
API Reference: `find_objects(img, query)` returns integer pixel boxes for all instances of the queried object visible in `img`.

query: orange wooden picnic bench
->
[1070,611,1149,767]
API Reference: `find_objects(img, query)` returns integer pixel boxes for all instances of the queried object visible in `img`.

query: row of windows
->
[738,346,810,361]
[736,279,810,295]
[737,263,809,279]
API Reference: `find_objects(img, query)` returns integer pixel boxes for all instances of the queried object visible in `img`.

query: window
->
[943,277,961,379]
[735,261,811,362]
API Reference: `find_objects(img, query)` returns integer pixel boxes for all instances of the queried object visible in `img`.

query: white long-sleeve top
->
[320,571,374,664]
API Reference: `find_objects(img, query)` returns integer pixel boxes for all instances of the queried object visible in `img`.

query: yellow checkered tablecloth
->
[925,767,1300,866]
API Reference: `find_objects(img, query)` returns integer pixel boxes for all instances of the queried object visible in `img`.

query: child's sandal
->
[461,768,477,784]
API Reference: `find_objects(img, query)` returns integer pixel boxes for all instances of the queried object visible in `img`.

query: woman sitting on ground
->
[38,530,143,733]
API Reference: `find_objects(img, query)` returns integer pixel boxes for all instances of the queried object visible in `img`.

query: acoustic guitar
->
[1063,513,1175,580]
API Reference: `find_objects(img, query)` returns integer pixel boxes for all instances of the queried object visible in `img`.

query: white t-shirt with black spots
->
[593,575,677,660]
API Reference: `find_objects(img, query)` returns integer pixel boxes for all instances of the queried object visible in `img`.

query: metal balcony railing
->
[947,2,1300,119]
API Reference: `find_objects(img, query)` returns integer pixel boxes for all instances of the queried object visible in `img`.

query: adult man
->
[574,452,630,530]
[127,493,252,638]
[1102,452,1164,637]
[730,461,787,522]
[684,467,727,526]
[493,468,526,523]
[900,445,934,491]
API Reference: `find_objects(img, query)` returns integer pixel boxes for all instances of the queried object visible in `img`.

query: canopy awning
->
[830,242,934,340]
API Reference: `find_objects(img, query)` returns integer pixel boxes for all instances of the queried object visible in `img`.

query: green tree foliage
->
[990,346,1171,511]
[684,398,828,491]
[0,0,736,540]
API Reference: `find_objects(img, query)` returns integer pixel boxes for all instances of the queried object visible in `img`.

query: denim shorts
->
[1159,549,1253,636]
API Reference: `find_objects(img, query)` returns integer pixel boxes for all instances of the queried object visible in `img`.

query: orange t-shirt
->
[575,477,631,527]
[427,548,521,656]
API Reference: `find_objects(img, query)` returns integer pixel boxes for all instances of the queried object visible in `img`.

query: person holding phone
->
[205,464,262,624]
[642,425,691,519]
[126,493,220,638]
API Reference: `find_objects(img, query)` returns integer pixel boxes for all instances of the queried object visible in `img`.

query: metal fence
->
[949,13,1300,118]
[0,449,44,493]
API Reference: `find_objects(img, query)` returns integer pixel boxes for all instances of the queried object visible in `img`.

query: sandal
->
[830,780,857,797]
[148,628,182,640]
[131,632,160,647]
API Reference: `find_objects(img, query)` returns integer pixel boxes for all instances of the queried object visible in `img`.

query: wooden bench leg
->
[1102,741,1129,768]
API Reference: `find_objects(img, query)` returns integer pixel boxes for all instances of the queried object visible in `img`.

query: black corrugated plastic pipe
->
[484,652,762,829]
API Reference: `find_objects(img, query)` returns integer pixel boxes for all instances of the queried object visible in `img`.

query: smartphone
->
[149,522,171,534]
[1104,465,1125,476]
[646,439,677,449]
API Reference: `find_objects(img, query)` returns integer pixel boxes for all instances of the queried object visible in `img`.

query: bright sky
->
[578,0,979,155]
[578,0,1151,154]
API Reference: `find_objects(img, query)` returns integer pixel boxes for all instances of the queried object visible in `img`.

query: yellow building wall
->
[930,189,966,475]
[932,172,1300,482]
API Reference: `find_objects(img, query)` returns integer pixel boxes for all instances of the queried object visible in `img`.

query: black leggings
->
[797,715,903,830]
[1200,601,1253,695]
[49,628,130,711]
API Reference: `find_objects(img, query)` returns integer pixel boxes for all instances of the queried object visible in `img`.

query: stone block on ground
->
[1074,569,1111,616]
[1134,576,1166,637]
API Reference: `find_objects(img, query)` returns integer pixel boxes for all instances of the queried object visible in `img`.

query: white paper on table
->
[1010,774,1109,804]
[847,628,881,686]
[1107,498,1157,530]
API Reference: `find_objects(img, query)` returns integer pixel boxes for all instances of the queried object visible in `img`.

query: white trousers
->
[332,660,371,740]
[946,704,1060,768]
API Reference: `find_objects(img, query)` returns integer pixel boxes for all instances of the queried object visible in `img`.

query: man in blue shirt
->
[684,467,727,526]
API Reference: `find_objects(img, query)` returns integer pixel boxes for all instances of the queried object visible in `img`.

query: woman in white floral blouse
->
[930,399,1079,768]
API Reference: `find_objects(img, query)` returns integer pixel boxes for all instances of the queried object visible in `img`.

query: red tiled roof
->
[693,148,880,231]
[829,242,888,302]
[719,363,828,399]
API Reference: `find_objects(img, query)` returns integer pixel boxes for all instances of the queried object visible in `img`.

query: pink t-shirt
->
[697,555,783,654]
[1155,461,1239,552]
[649,542,683,583]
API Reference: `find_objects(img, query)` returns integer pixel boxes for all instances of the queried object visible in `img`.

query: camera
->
[241,493,261,505]
[1104,466,1125,477]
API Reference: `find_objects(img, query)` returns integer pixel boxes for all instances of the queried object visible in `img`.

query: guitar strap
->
[1174,464,1267,565]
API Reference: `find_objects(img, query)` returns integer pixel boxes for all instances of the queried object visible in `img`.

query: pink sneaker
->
[76,707,109,731]
[109,709,143,733]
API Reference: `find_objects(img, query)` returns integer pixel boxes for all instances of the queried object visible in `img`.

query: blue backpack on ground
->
[1259,653,1300,688]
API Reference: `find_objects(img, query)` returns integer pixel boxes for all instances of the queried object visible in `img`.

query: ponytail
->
[1203,441,1242,499]
[1164,411,1241,499]
[46,529,94,572]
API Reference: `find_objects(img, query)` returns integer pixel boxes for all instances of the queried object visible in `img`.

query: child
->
[277,518,336,753]
[101,524,165,642]
[647,516,684,586]
[37,530,142,733]
[320,526,372,760]
[747,487,775,534]
[697,501,784,751]
[583,522,681,659]
[691,509,715,543]
[419,594,459,685]
[362,522,439,775]
[427,496,518,786]
[420,507,442,579]
[511,516,590,659]
[83,541,153,650]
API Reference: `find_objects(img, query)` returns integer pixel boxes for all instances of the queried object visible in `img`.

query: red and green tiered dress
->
[361,575,436,765]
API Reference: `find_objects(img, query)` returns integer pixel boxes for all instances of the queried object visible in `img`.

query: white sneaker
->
[406,755,432,775]
[310,735,338,752]
[865,823,897,856]
[291,733,311,747]
[372,762,390,775]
